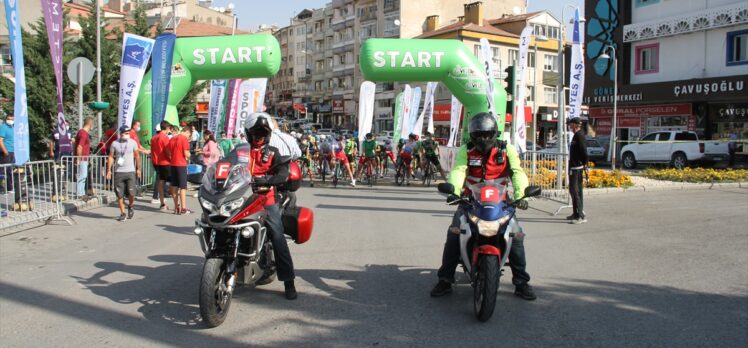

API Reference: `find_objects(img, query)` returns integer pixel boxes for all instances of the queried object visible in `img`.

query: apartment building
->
[584,0,748,157]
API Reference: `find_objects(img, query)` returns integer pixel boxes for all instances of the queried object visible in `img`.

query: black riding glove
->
[447,194,460,203]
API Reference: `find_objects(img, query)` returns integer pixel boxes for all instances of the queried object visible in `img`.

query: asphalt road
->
[1,184,747,347]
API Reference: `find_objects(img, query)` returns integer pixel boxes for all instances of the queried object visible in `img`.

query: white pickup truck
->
[620,131,729,169]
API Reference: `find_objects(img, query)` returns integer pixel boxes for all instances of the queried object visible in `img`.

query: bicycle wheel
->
[366,159,374,186]
[332,163,340,188]
[394,162,405,186]
[424,163,432,187]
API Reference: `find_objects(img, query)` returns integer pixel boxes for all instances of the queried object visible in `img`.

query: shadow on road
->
[315,204,454,215]
[156,224,195,235]
[314,193,443,202]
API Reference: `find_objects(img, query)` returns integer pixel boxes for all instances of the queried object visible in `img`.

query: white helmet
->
[244,112,273,144]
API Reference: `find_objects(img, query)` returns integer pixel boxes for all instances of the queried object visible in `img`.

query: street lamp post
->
[601,45,617,169]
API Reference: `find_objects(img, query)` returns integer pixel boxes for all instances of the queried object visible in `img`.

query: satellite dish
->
[393,19,401,26]
[513,6,522,15]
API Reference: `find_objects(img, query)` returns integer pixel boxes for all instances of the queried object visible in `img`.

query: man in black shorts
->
[107,125,141,221]
[150,121,172,210]
[167,126,192,215]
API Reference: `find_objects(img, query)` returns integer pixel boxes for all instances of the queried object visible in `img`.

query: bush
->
[644,168,748,183]
[586,170,634,188]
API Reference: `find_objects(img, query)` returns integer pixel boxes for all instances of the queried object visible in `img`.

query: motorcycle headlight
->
[219,198,245,216]
[199,197,216,213]
[470,213,512,237]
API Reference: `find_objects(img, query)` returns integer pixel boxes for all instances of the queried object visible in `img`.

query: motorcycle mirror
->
[437,183,455,194]
[524,186,542,198]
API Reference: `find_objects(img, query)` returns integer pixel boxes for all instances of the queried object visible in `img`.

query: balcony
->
[333,62,355,72]
[623,2,748,42]
[384,0,400,13]
[332,36,354,49]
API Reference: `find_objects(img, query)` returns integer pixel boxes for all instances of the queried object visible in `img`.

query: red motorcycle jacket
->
[230,143,289,206]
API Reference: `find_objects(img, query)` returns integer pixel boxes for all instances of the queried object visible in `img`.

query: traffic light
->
[503,65,516,114]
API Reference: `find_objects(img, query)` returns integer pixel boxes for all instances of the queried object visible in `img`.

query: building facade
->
[584,0,748,157]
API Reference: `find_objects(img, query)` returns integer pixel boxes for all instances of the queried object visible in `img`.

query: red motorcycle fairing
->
[472,245,501,266]
[228,194,268,225]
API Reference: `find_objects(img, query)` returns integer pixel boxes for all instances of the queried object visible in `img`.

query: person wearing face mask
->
[106,125,141,221]
[0,115,15,195]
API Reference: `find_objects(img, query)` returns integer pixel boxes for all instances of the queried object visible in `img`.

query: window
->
[544,86,557,104]
[360,24,377,41]
[641,133,657,142]
[547,26,559,40]
[528,52,536,68]
[527,86,534,101]
[297,56,305,65]
[656,132,672,141]
[384,0,399,12]
[384,14,400,37]
[297,27,305,36]
[635,43,659,74]
[473,45,480,58]
[508,49,518,66]
[727,29,748,66]
[296,42,305,51]
[543,54,557,72]
[635,0,659,7]
[674,132,697,141]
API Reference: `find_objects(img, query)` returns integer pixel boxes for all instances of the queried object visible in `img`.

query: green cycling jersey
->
[362,139,377,157]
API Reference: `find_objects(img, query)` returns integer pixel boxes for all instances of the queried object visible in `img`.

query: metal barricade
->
[59,155,115,202]
[0,160,70,230]
[139,154,155,191]
[521,151,571,215]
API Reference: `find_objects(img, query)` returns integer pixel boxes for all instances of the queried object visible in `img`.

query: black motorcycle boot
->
[430,280,453,297]
[514,283,537,301]
[284,280,298,300]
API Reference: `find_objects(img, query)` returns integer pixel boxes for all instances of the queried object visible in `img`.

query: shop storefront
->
[709,103,748,154]
[589,103,693,143]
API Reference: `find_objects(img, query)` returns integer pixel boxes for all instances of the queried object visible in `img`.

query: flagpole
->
[96,0,102,140]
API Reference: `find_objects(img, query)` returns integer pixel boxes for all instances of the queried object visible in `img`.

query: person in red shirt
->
[74,117,94,199]
[222,114,297,300]
[166,126,191,214]
[150,121,173,210]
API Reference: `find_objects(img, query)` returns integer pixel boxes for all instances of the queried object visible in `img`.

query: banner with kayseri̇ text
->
[357,81,376,143]
[236,78,268,135]
[207,80,227,135]
[513,26,533,153]
[416,82,437,136]
[407,86,421,135]
[41,0,67,144]
[150,33,176,136]
[5,0,29,164]
[479,38,498,120]
[568,7,585,121]
[224,79,242,137]
[447,95,462,147]
[118,33,154,129]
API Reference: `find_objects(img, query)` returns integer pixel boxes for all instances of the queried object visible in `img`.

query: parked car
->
[586,138,606,165]
[619,131,728,169]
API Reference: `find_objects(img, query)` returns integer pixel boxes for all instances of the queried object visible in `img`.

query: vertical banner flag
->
[41,0,66,139]
[416,82,437,136]
[514,26,533,153]
[479,38,497,120]
[357,81,376,143]
[393,92,404,139]
[150,33,176,136]
[398,85,412,140]
[447,95,462,147]
[568,7,585,121]
[118,33,155,128]
[5,0,29,164]
[407,86,422,135]
[224,79,242,137]
[236,78,268,134]
[207,80,227,134]
[216,80,231,136]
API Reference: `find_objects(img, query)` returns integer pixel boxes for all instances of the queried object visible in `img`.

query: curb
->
[543,182,745,196]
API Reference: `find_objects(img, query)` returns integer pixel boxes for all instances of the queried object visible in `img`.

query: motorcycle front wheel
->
[199,258,233,327]
[473,255,500,322]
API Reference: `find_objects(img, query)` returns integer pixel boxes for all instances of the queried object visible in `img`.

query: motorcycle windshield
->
[466,181,508,221]
[202,162,252,195]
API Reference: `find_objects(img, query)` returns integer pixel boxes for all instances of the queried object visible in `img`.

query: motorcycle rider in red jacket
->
[226,114,298,300]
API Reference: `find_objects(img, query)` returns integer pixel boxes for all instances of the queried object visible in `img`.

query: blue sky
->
[211,0,584,32]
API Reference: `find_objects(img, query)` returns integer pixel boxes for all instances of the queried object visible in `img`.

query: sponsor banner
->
[358,81,376,143]
[118,33,155,129]
[393,91,405,138]
[5,0,29,164]
[41,0,66,139]
[236,78,268,135]
[479,38,498,119]
[513,26,533,152]
[207,80,227,134]
[151,33,176,135]
[568,7,585,120]
[224,79,242,137]
[448,96,463,148]
[407,86,422,135]
[415,82,437,136]
[399,85,413,140]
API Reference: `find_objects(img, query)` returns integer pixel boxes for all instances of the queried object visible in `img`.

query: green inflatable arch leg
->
[134,34,281,148]
[359,39,507,143]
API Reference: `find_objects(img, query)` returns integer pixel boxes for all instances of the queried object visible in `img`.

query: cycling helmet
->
[244,112,273,146]
[468,112,498,154]
[365,132,373,140]
[423,131,433,140]
[408,133,417,141]
[399,138,406,145]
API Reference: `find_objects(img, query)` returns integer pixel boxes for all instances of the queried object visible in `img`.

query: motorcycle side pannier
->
[282,206,314,244]
[285,161,302,192]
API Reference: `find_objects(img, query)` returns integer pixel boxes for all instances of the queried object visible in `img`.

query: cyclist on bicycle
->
[355,133,379,179]
[377,139,395,178]
[344,135,358,164]
[420,132,447,180]
[413,134,423,176]
[318,134,333,176]
[298,135,315,187]
[398,134,418,181]
[332,134,357,187]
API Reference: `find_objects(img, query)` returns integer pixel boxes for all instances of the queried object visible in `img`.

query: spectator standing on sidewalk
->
[150,121,172,210]
[49,125,74,161]
[107,125,140,222]
[167,126,192,215]
[74,117,94,199]
[567,117,588,224]
[0,115,14,195]
[190,125,200,152]
[200,131,220,167]
[218,131,233,158]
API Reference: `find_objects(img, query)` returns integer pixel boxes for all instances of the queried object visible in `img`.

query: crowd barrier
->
[1,154,155,231]
[521,150,571,215]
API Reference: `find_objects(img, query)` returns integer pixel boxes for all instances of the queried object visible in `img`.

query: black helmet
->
[469,112,498,154]
[244,112,272,145]
[365,132,373,139]
[408,133,417,140]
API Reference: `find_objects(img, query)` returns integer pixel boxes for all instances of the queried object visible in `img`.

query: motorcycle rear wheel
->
[199,258,233,328]
[473,255,500,322]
